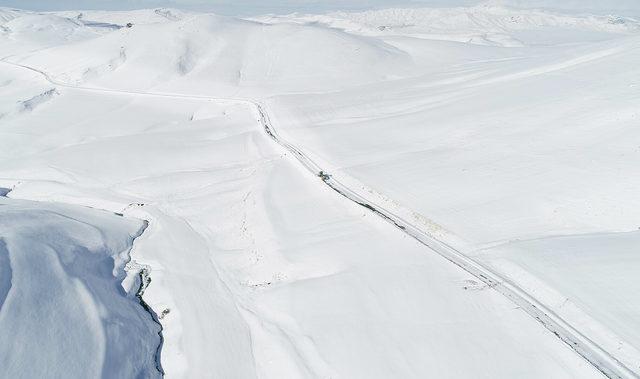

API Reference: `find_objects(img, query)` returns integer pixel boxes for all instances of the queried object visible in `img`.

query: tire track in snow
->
[2,57,636,379]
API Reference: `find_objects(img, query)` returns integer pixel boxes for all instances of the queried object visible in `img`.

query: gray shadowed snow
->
[0,197,162,379]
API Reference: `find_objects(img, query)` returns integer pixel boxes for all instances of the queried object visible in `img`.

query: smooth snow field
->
[0,4,638,378]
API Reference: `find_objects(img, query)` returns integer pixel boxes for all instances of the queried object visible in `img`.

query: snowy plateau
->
[0,3,639,379]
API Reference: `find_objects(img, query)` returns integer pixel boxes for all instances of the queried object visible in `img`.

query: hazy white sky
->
[1,0,639,15]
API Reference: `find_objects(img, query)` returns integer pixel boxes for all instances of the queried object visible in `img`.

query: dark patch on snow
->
[135,265,165,377]
[129,220,164,377]
[154,8,181,21]
[0,188,10,197]
[19,88,59,112]
[75,12,123,29]
[608,16,626,25]
[82,20,123,30]
[158,308,170,320]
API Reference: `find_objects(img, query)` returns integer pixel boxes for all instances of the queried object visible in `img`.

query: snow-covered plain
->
[0,3,638,378]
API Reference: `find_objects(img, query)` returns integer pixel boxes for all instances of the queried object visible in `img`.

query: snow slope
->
[478,230,640,369]
[0,196,161,378]
[256,6,640,46]
[0,58,601,377]
[1,4,638,378]
[264,6,640,375]
[8,12,413,94]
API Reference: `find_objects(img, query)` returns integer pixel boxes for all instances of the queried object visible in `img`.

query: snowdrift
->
[0,197,161,378]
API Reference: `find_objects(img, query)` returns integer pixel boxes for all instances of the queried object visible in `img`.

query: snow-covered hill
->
[1,4,639,378]
[6,10,413,94]
[257,5,640,46]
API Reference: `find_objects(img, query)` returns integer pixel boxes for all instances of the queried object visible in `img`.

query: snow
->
[255,6,640,46]
[264,6,640,375]
[0,3,638,378]
[477,231,640,369]
[0,196,161,378]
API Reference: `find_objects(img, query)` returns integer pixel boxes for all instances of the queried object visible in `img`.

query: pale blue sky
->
[1,0,639,15]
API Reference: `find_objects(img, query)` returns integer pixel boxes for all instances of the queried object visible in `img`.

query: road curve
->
[2,57,636,379]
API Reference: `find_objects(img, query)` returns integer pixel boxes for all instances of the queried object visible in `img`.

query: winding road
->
[1,57,636,379]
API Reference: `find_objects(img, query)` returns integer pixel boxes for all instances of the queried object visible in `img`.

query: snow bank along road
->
[1,53,634,379]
